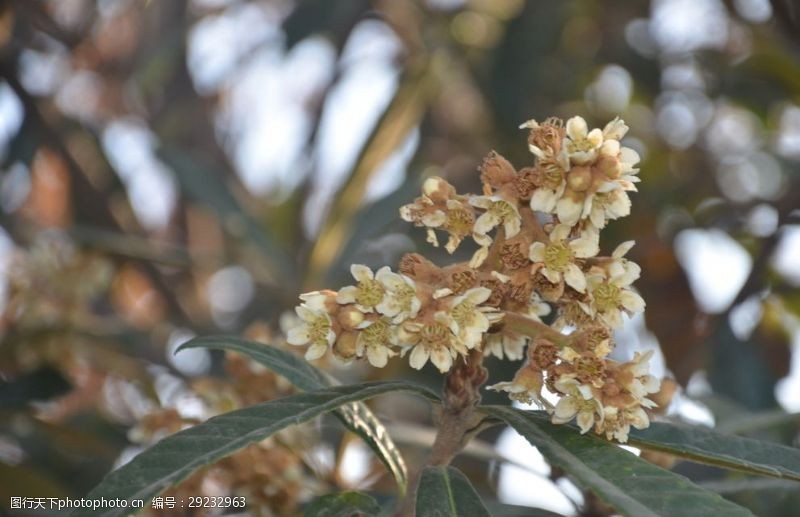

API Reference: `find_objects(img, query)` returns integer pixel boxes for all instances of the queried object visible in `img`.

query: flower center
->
[575,356,605,384]
[541,165,563,189]
[392,283,415,312]
[361,318,390,347]
[593,282,620,311]
[543,241,573,271]
[420,322,450,348]
[445,208,474,236]
[309,315,331,345]
[356,279,385,308]
[567,136,595,154]
[452,301,476,328]
[491,200,515,221]
[562,302,592,326]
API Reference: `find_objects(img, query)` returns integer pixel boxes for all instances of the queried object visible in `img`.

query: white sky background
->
[0,0,800,511]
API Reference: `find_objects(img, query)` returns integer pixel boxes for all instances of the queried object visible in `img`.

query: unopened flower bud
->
[567,165,593,192]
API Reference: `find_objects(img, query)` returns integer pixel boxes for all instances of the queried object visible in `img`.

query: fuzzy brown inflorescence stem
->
[398,350,488,516]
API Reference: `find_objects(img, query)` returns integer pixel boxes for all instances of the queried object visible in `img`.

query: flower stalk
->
[398,350,488,516]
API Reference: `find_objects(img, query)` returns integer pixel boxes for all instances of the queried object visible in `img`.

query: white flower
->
[287,303,336,361]
[620,350,661,402]
[551,376,603,433]
[375,269,421,323]
[564,116,603,165]
[529,160,568,214]
[337,264,387,313]
[529,224,598,292]
[449,287,500,349]
[599,405,651,443]
[585,267,645,329]
[488,365,549,408]
[400,312,465,373]
[400,178,475,253]
[587,188,632,229]
[470,195,522,243]
[602,117,629,140]
[355,317,398,368]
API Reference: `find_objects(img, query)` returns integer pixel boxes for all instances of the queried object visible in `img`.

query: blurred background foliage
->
[1,0,800,515]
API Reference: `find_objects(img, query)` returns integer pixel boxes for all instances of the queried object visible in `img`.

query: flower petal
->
[530,188,559,213]
[566,116,588,140]
[612,240,635,259]
[602,117,629,140]
[556,197,583,226]
[553,397,579,422]
[287,326,310,346]
[465,286,492,305]
[430,347,453,373]
[367,345,389,368]
[541,266,561,285]
[620,290,646,313]
[409,345,429,370]
[564,264,587,293]
[305,343,328,361]
[576,411,595,434]
[336,286,358,304]
[529,242,546,262]
[351,264,373,282]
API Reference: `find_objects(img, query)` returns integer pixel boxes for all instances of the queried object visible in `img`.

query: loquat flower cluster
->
[287,115,661,442]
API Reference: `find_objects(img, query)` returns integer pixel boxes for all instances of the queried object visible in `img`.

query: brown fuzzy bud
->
[500,241,529,270]
[480,278,509,307]
[528,118,564,153]
[567,165,592,192]
[448,268,478,294]
[507,279,533,305]
[574,325,612,352]
[398,253,434,281]
[574,354,605,384]
[529,338,558,370]
[337,306,365,330]
[531,267,564,301]
[595,154,621,179]
[422,176,457,203]
[512,167,539,200]
[480,151,517,189]
[532,161,565,190]
[332,331,358,360]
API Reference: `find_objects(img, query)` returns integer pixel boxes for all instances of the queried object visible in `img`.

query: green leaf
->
[484,501,565,517]
[73,381,431,517]
[178,336,439,495]
[415,466,490,517]
[699,478,800,495]
[304,491,381,517]
[485,406,753,517]
[627,421,800,481]
[179,336,330,391]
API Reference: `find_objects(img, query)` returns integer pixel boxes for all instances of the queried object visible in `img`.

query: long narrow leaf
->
[178,336,439,494]
[415,466,490,517]
[628,421,800,481]
[304,491,381,517]
[73,381,432,517]
[485,406,752,517]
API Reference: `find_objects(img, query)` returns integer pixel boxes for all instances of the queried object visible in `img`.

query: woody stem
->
[502,311,571,347]
[397,350,487,516]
